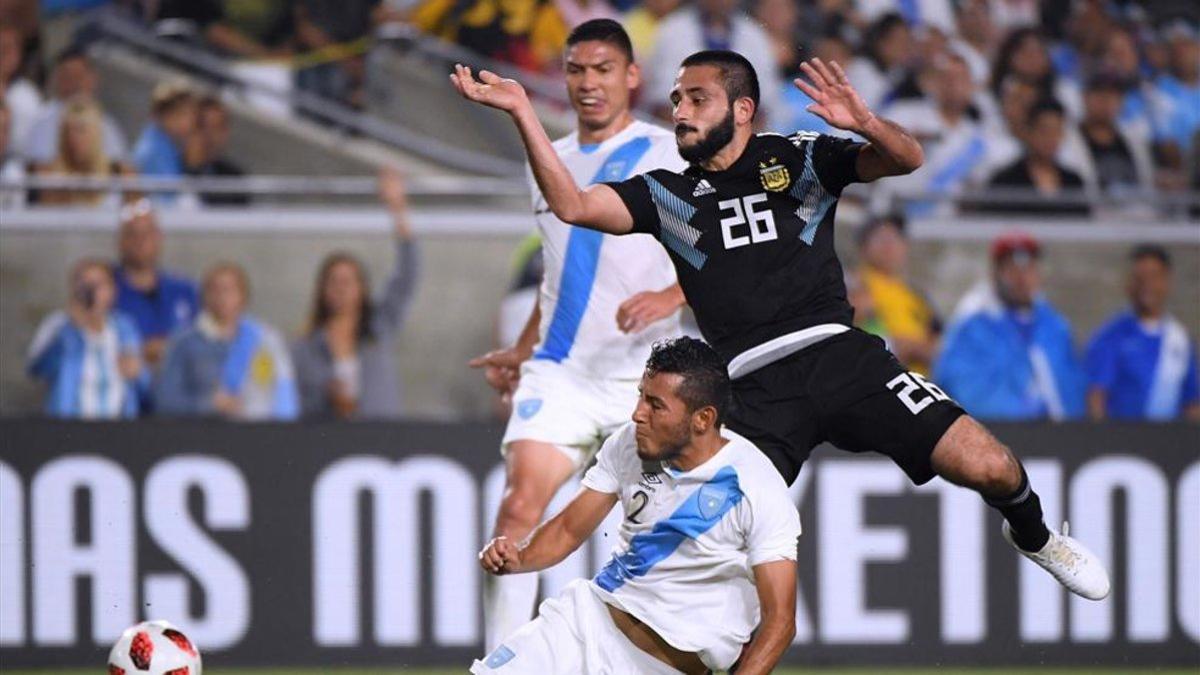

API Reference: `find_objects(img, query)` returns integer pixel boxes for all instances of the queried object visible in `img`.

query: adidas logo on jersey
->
[692,179,716,197]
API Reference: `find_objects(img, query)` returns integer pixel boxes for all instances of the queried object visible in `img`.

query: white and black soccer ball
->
[107,620,202,675]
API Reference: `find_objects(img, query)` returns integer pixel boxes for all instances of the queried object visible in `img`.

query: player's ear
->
[692,406,717,434]
[734,97,756,127]
[626,61,641,90]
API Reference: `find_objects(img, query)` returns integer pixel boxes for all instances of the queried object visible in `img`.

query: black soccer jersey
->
[606,131,865,365]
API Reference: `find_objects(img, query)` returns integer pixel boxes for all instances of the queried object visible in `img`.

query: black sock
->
[985,467,1050,552]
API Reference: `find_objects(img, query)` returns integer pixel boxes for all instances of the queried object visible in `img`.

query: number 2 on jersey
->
[719,193,778,250]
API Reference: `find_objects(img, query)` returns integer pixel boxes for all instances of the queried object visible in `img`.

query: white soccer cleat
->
[1003,521,1111,600]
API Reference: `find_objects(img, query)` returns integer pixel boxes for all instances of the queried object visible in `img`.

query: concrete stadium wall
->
[3,224,1197,419]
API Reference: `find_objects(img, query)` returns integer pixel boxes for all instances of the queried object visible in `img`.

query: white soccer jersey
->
[580,422,802,670]
[529,120,686,379]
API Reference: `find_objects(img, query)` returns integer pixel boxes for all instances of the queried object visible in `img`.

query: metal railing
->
[2,173,528,198]
[92,11,524,177]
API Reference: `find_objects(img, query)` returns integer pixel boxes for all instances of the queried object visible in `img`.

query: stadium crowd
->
[2,0,1197,423]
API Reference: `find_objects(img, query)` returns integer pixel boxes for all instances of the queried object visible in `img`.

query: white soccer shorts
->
[501,359,639,470]
[470,579,684,674]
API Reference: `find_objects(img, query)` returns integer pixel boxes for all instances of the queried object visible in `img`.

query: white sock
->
[484,570,539,652]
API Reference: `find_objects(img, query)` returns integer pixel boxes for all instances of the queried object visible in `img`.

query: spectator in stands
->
[21,46,129,165]
[0,24,41,147]
[1085,244,1200,421]
[642,0,782,128]
[622,0,681,65]
[292,168,418,419]
[983,98,1089,215]
[881,51,989,213]
[113,199,200,372]
[856,0,956,36]
[0,98,27,209]
[951,0,997,87]
[935,232,1085,421]
[140,0,296,60]
[844,13,913,110]
[156,262,299,420]
[1065,73,1153,196]
[294,0,377,107]
[26,258,145,419]
[1151,21,1200,180]
[754,0,801,79]
[989,28,1080,117]
[777,31,850,135]
[31,97,132,206]
[1100,25,1154,135]
[133,80,199,203]
[857,214,941,374]
[186,95,249,205]
[844,268,889,343]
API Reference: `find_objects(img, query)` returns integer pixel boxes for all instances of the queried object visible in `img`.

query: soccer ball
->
[107,620,202,675]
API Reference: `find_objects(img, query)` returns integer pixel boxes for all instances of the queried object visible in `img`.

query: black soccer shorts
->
[726,327,965,486]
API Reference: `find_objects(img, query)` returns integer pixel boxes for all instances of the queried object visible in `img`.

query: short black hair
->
[1130,243,1171,269]
[565,19,634,63]
[644,337,731,424]
[680,50,760,120]
[1025,96,1065,126]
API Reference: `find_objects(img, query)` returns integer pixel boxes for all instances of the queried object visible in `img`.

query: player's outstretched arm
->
[478,486,617,575]
[794,58,924,183]
[733,560,798,675]
[450,64,636,234]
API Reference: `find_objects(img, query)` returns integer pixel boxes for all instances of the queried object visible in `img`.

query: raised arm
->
[450,64,634,234]
[733,559,798,674]
[794,58,924,183]
[479,486,617,575]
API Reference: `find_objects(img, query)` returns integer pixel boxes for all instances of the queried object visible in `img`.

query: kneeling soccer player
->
[474,337,801,675]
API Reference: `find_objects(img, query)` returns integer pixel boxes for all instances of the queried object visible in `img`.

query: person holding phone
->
[27,258,146,418]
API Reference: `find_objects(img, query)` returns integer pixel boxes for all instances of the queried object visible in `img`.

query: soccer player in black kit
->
[451,50,1110,600]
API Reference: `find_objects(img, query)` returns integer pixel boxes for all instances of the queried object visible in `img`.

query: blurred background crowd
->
[0,0,1197,424]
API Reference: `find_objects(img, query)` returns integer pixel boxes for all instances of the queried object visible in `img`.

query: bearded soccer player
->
[452,50,1110,599]
[467,19,688,649]
[474,337,801,675]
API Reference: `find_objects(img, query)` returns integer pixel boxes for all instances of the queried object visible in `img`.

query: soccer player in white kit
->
[468,19,689,648]
[475,338,801,674]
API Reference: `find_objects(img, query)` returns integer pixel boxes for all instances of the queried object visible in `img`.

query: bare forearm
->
[734,617,795,674]
[513,517,584,573]
[512,107,589,224]
[857,115,924,178]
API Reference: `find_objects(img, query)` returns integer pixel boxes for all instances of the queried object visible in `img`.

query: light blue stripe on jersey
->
[534,135,653,363]
[791,140,837,245]
[594,465,743,592]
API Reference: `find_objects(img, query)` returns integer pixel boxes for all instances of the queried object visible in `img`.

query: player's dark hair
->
[680,50,760,120]
[645,337,731,424]
[565,19,634,63]
[1025,96,1065,126]
[1130,243,1171,269]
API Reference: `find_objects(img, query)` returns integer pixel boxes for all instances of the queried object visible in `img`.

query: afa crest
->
[759,157,790,192]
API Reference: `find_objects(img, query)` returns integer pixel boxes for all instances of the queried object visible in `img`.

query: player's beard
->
[636,421,692,463]
[676,108,735,165]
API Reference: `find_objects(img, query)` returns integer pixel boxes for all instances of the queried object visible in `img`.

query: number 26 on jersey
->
[719,193,778,250]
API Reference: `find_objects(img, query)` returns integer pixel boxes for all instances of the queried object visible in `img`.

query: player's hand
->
[794,58,875,133]
[616,287,684,334]
[469,347,528,396]
[450,64,530,115]
[479,536,522,574]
